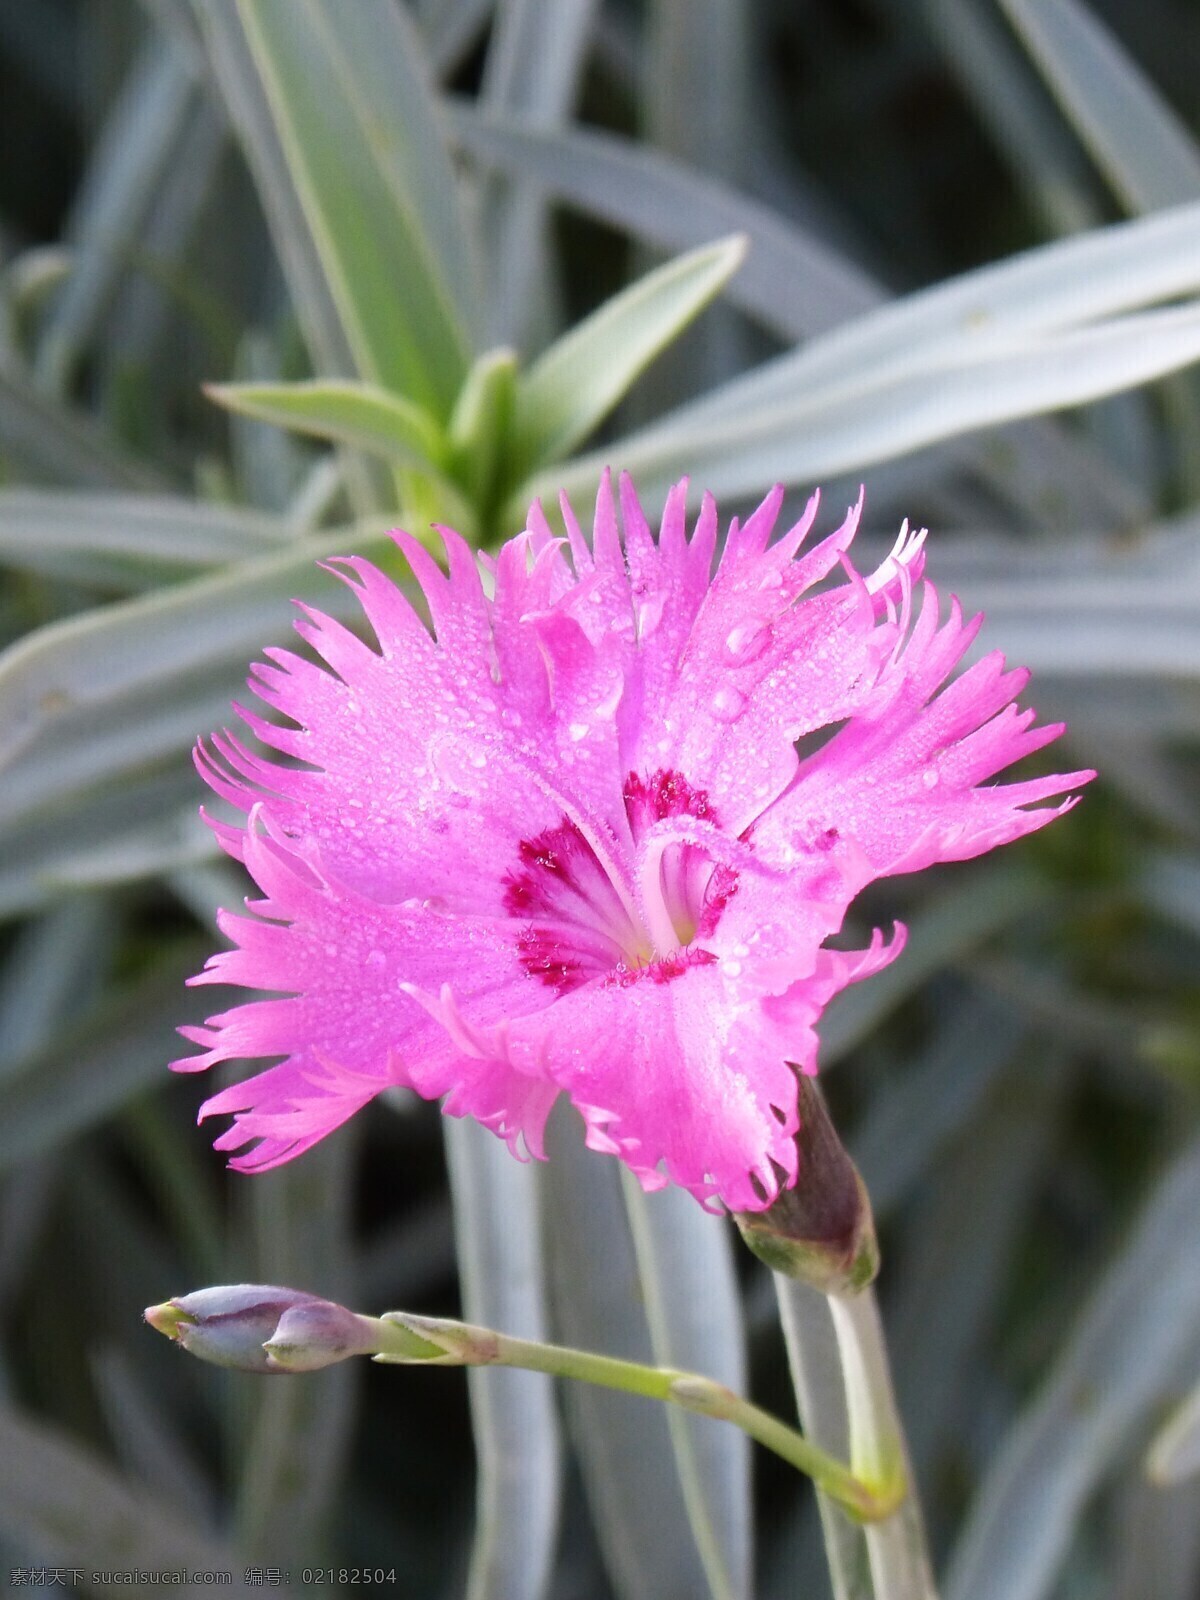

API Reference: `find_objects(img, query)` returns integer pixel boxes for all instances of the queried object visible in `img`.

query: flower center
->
[503,769,738,991]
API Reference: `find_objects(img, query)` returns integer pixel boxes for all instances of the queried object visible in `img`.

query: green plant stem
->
[372,1311,895,1523]
[828,1289,939,1600]
[776,1279,873,1600]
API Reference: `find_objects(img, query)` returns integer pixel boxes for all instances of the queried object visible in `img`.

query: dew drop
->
[569,722,589,742]
[722,620,772,665]
[594,682,623,721]
[922,769,939,789]
[723,959,742,978]
[636,591,666,639]
[470,750,488,769]
[500,708,523,729]
[709,685,748,724]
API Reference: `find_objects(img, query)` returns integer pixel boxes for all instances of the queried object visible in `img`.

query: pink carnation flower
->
[175,474,1091,1213]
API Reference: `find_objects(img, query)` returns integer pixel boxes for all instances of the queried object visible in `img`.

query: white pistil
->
[637,835,687,958]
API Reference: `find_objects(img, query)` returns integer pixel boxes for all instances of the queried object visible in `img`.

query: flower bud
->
[734,1075,879,1295]
[144,1284,365,1373]
[262,1300,380,1371]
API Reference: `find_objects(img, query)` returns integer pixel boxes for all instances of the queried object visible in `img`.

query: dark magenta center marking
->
[504,769,739,992]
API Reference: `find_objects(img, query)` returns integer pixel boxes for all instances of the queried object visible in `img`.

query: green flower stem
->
[776,1278,873,1600]
[372,1311,898,1524]
[827,1289,939,1600]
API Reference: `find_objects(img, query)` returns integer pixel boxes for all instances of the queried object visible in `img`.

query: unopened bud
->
[263,1301,379,1371]
[734,1076,879,1295]
[145,1284,368,1373]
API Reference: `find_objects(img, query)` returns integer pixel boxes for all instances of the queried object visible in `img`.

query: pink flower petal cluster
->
[175,474,1091,1212]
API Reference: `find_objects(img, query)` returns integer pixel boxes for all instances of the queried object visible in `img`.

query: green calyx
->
[734,1076,881,1296]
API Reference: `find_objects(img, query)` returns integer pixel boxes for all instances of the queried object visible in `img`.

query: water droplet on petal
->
[723,621,772,665]
[922,769,939,789]
[636,591,666,639]
[723,959,742,978]
[569,722,589,742]
[594,682,623,721]
[709,685,748,723]
[470,750,488,769]
[500,709,523,729]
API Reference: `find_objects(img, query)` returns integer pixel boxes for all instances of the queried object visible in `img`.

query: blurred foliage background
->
[2,2,1200,1598]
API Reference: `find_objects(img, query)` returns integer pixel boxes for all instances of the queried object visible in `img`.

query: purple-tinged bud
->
[734,1076,879,1296]
[145,1284,336,1373]
[263,1301,380,1371]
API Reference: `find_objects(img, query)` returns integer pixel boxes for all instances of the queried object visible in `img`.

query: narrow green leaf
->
[0,488,292,579]
[628,197,1200,441]
[0,899,112,1068]
[530,297,1200,517]
[451,105,1144,527]
[622,1176,752,1600]
[35,36,201,390]
[207,379,447,472]
[889,1054,1071,1486]
[234,1135,359,1563]
[944,563,1200,684]
[417,0,496,78]
[0,772,201,920]
[919,0,1099,238]
[0,364,167,490]
[450,107,879,340]
[191,2,356,377]
[640,0,751,400]
[1111,1471,1200,1600]
[0,670,242,838]
[477,0,600,344]
[90,1345,215,1525]
[0,944,211,1173]
[820,863,1049,1066]
[945,1132,1200,1600]
[773,1281,870,1600]
[1001,0,1200,213]
[0,524,394,774]
[851,988,1027,1219]
[236,0,476,414]
[0,1404,256,1598]
[1148,1380,1200,1486]
[542,1110,717,1599]
[511,235,746,479]
[444,1117,560,1600]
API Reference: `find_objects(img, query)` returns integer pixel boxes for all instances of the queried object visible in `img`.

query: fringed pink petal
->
[176,475,1089,1200]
